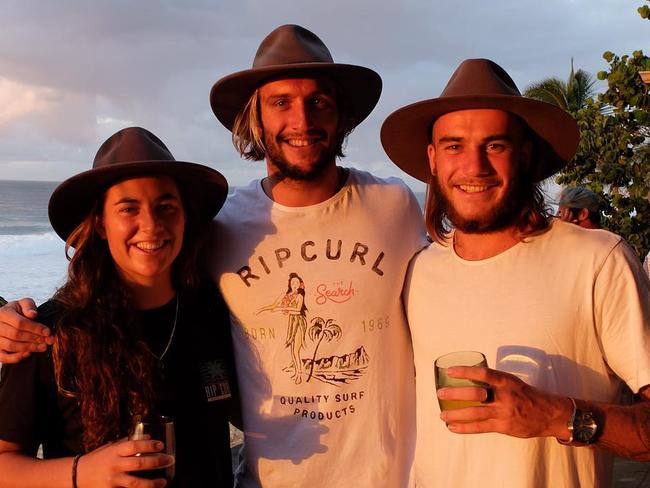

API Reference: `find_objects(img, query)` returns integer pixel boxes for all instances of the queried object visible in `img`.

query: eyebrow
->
[265,89,334,101]
[112,193,179,205]
[436,134,515,144]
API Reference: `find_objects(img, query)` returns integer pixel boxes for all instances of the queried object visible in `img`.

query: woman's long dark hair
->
[51,179,206,452]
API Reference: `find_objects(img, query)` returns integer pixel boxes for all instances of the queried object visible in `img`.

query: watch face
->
[574,410,598,443]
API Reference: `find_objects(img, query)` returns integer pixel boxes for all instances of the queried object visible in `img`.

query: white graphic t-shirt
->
[405,220,650,488]
[207,168,427,487]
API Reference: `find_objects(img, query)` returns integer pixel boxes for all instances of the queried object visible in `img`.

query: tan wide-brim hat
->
[49,127,228,241]
[381,59,580,182]
[210,24,382,131]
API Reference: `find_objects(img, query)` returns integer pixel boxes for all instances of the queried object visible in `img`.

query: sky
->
[0,0,647,195]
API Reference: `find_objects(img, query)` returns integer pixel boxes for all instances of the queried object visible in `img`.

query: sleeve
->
[182,283,235,486]
[594,240,650,393]
[0,355,43,453]
[198,283,236,405]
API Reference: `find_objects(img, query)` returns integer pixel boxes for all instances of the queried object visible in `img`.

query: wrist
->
[551,396,575,440]
[557,397,600,446]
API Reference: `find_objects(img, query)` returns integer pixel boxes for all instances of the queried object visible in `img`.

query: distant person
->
[382,58,650,487]
[556,186,602,229]
[0,127,235,487]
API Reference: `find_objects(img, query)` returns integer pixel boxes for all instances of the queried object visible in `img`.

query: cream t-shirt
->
[208,169,427,487]
[405,220,650,488]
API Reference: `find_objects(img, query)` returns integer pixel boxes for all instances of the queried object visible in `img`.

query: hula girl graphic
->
[258,273,370,386]
[258,272,308,384]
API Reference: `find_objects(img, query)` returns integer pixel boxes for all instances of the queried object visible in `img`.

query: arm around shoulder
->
[0,298,52,363]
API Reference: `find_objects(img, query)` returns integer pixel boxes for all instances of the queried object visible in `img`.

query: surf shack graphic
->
[257,272,369,386]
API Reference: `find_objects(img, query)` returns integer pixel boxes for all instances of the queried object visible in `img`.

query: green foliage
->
[524,59,596,115]
[558,46,650,259]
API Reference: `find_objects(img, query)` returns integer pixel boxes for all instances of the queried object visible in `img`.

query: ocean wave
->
[0,232,64,259]
[1,232,68,304]
[0,231,61,245]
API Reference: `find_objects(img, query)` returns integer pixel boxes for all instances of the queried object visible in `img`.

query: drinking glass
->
[128,414,175,483]
[434,351,487,412]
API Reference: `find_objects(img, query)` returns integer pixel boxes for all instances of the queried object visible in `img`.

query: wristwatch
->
[558,397,599,445]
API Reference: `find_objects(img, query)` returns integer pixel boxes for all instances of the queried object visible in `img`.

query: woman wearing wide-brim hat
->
[0,127,235,487]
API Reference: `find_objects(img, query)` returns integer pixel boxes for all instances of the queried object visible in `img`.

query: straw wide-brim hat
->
[210,24,382,131]
[381,58,580,182]
[48,127,228,241]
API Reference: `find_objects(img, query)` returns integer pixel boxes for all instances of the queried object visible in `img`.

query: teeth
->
[459,184,489,193]
[135,241,165,251]
[286,138,316,147]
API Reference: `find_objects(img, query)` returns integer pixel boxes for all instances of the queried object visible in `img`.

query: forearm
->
[0,451,75,488]
[586,399,650,461]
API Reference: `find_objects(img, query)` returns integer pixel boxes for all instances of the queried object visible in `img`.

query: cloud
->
[0,0,647,185]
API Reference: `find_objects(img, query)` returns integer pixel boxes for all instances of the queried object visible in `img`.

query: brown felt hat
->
[49,127,228,241]
[210,24,382,131]
[381,58,580,182]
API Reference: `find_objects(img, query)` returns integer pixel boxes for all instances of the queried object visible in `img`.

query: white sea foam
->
[1,232,68,304]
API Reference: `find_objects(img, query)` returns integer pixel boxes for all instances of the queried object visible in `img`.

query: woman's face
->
[290,277,301,292]
[96,176,185,288]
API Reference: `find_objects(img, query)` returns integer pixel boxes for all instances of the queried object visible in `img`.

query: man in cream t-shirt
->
[382,58,650,487]
[206,25,426,486]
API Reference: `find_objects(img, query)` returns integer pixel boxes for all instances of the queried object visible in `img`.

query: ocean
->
[0,180,426,305]
[0,180,67,304]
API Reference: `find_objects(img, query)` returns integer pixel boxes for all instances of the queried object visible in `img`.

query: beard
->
[264,130,342,181]
[431,164,530,234]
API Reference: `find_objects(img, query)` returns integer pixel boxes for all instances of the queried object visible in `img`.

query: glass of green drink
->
[435,351,488,412]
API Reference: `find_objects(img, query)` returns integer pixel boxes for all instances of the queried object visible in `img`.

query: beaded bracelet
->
[71,454,82,488]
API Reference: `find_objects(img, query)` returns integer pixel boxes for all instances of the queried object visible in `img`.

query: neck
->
[579,220,600,230]
[453,226,521,261]
[124,275,176,310]
[262,163,344,207]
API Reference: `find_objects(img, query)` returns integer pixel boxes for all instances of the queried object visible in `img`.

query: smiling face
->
[258,77,340,181]
[427,109,532,234]
[96,176,185,289]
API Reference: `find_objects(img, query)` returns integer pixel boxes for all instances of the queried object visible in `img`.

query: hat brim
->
[49,160,228,241]
[210,62,382,131]
[381,95,580,183]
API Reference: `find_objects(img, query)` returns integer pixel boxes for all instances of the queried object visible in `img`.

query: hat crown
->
[93,127,176,169]
[441,58,522,98]
[252,24,334,68]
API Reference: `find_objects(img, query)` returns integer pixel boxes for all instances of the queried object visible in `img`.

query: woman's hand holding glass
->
[75,437,173,488]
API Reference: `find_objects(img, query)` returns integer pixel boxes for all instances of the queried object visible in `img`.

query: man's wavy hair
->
[425,117,554,244]
[231,77,357,161]
[51,179,206,452]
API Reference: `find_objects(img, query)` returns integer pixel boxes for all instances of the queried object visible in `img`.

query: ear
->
[577,208,589,222]
[95,214,106,239]
[427,143,437,175]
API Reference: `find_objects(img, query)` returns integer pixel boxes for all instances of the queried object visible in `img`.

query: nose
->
[138,206,160,233]
[462,146,493,176]
[287,100,312,131]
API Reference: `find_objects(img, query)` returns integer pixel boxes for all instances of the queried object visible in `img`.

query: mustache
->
[278,129,327,140]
